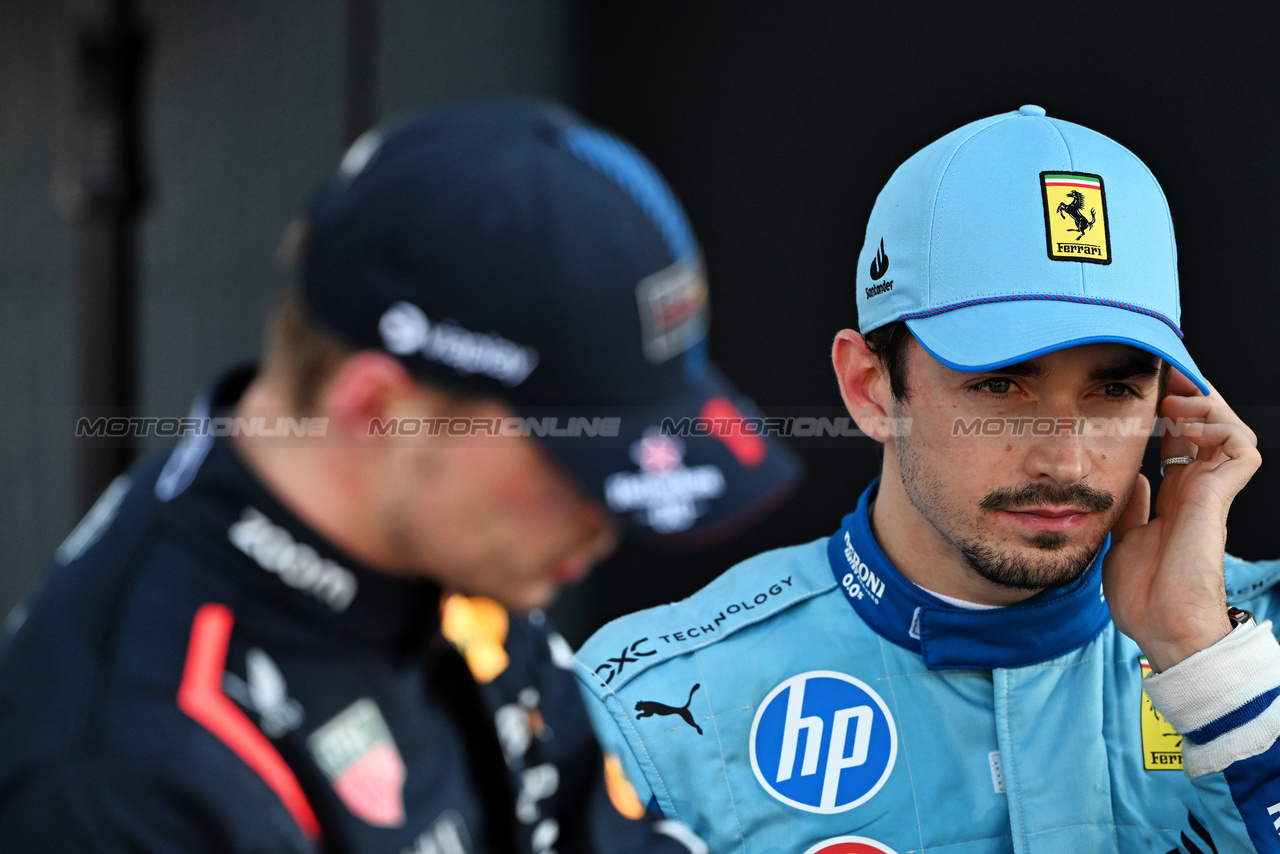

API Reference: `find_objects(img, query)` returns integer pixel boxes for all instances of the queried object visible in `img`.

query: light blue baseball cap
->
[856,105,1209,394]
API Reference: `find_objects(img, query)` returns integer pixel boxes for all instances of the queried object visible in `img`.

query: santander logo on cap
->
[377,301,539,387]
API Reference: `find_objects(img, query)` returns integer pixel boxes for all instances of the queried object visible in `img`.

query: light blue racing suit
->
[575,482,1280,853]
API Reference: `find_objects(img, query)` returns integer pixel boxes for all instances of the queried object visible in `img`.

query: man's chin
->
[1024,530,1072,550]
[960,538,1105,593]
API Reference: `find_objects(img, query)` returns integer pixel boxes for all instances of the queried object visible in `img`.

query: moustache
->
[979,482,1115,514]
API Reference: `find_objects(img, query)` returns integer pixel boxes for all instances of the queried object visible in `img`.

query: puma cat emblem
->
[635,683,702,735]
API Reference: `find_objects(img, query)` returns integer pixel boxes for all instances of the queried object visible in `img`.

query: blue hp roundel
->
[750,671,897,813]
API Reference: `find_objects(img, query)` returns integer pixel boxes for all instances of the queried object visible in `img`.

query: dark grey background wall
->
[5,2,1280,647]
[0,0,576,621]
[2,3,78,624]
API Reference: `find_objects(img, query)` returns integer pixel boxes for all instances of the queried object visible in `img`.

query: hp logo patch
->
[750,671,896,813]
[802,837,899,854]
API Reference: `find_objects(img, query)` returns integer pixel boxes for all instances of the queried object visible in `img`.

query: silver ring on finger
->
[1160,455,1195,477]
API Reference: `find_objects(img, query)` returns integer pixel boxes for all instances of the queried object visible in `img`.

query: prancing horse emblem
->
[636,683,703,734]
[1056,190,1096,240]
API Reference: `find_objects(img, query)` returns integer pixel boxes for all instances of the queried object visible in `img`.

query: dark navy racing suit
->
[0,370,698,854]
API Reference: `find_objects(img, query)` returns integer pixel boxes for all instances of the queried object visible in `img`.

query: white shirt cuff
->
[1143,618,1280,777]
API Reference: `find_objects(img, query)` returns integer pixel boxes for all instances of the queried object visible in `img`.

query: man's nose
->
[1023,412,1090,484]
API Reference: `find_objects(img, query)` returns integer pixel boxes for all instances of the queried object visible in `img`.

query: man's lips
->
[995,506,1093,531]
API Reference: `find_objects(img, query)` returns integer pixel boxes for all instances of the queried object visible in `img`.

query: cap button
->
[1018,104,1047,117]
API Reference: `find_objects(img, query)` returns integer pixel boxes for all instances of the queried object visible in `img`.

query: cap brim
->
[904,300,1210,395]
[534,366,802,548]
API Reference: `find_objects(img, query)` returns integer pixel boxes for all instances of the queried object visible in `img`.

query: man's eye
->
[974,378,1013,394]
[1100,383,1136,398]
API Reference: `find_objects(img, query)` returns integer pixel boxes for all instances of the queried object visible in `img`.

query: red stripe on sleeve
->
[177,603,322,842]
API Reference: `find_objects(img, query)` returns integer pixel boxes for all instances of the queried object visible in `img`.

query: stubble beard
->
[894,422,1125,593]
[950,528,1105,591]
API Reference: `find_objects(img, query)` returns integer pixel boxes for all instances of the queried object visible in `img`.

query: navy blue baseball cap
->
[300,100,800,543]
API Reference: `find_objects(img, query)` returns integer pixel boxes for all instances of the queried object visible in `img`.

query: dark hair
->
[862,321,912,400]
[268,219,489,416]
[265,288,356,414]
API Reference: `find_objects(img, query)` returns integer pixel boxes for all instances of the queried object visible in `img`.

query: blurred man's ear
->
[324,351,424,441]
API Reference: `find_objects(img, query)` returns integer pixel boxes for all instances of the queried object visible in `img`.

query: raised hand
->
[1102,369,1261,671]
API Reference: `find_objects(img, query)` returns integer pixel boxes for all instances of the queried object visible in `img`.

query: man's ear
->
[832,329,896,442]
[322,351,421,441]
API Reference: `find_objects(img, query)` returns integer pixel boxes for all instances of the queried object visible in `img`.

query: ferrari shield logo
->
[1041,172,1111,264]
[308,698,407,826]
[1138,657,1182,770]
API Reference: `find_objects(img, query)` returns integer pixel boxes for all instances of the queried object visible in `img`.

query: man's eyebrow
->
[1087,356,1162,383]
[972,355,1161,382]
[982,360,1043,378]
